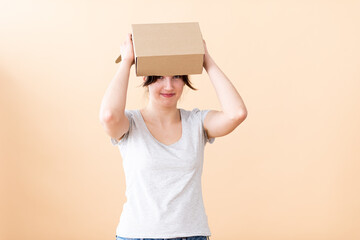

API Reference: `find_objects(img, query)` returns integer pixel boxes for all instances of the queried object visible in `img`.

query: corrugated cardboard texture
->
[131,22,204,76]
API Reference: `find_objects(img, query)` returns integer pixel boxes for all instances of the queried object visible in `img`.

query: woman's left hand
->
[203,39,213,70]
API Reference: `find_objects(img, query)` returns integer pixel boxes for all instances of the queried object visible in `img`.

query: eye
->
[173,75,181,79]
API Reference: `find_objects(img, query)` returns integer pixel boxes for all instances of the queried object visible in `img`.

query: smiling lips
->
[160,93,175,98]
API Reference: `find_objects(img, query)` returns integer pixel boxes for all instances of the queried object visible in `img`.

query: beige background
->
[1,0,359,240]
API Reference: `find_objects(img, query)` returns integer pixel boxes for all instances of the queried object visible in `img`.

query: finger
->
[124,34,130,42]
[115,54,122,63]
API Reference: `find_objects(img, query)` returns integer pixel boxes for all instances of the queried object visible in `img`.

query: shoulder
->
[122,109,140,131]
[124,109,137,117]
[123,109,141,122]
[180,108,212,122]
[180,108,199,119]
[110,109,139,146]
[180,108,215,144]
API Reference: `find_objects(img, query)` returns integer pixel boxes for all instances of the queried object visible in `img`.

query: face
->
[144,75,185,107]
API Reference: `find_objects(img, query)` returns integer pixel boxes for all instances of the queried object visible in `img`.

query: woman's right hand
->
[120,33,135,65]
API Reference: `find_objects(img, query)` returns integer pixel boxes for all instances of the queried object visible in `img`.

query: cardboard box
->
[115,22,205,76]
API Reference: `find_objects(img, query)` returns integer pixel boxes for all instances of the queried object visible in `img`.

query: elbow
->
[99,110,118,124]
[229,110,247,124]
[241,110,248,119]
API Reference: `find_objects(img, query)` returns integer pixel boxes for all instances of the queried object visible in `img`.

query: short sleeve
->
[110,110,133,146]
[201,109,215,144]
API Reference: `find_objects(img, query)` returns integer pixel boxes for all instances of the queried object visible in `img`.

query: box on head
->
[115,22,205,77]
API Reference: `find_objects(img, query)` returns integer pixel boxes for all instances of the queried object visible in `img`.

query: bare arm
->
[99,33,134,140]
[202,40,248,139]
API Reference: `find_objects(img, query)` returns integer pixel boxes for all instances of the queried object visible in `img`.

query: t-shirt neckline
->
[137,109,184,147]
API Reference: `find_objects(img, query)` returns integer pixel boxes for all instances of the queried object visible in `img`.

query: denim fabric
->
[115,235,209,240]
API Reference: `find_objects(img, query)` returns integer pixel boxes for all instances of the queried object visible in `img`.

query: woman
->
[99,33,247,240]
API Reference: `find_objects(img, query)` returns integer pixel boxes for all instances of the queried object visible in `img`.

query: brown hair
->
[142,75,197,90]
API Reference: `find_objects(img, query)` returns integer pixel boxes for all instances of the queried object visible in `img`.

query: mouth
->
[160,93,175,98]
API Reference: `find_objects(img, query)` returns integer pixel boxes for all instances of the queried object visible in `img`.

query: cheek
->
[148,84,161,94]
[175,79,185,87]
[177,82,185,90]
[153,81,163,88]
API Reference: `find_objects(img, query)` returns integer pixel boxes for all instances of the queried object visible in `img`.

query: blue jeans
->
[115,235,210,240]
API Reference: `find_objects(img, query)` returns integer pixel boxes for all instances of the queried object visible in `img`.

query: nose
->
[163,77,174,90]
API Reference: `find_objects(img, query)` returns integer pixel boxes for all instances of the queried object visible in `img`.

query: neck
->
[143,101,180,124]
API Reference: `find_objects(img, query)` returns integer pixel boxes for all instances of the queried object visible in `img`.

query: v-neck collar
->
[137,109,184,147]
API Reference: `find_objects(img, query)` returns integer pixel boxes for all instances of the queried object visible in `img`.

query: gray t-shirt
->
[110,108,215,238]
